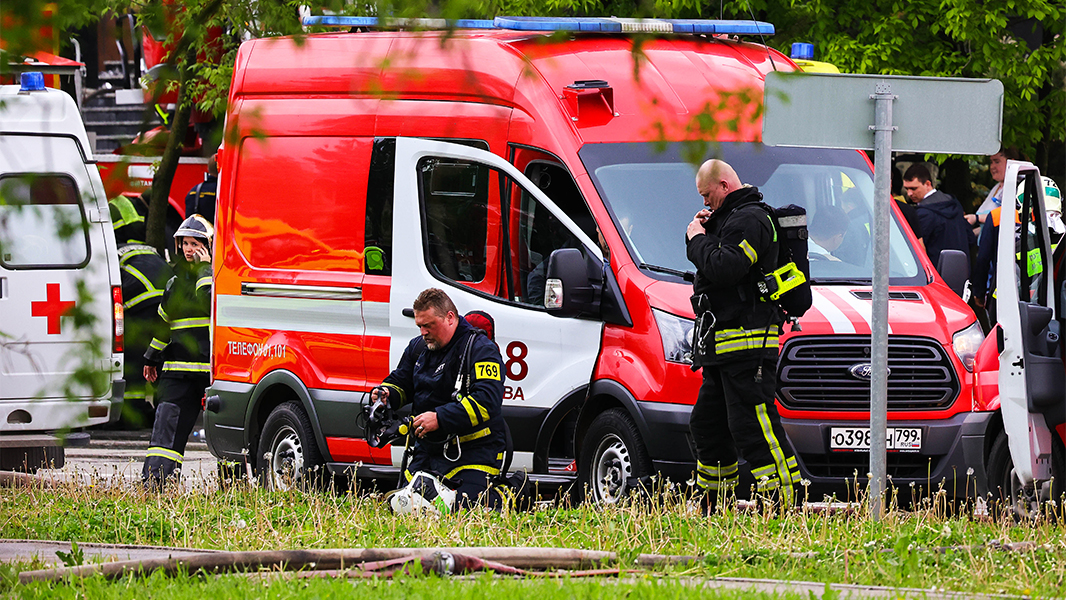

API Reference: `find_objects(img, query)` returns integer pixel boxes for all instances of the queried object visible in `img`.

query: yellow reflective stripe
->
[171,317,210,329]
[444,463,500,480]
[473,399,490,422]
[146,447,183,463]
[739,239,758,265]
[458,427,491,443]
[196,276,212,290]
[149,338,167,351]
[382,383,407,407]
[756,403,794,501]
[119,248,157,265]
[157,304,169,322]
[697,474,738,491]
[697,460,738,477]
[717,336,778,354]
[110,196,144,227]
[163,361,210,373]
[714,326,776,342]
[125,289,163,310]
[460,396,479,427]
[122,263,154,290]
[125,389,147,400]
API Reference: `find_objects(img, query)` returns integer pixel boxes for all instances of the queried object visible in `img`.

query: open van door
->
[389,138,605,473]
[994,161,1065,516]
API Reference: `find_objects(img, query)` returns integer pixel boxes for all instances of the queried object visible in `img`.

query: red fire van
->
[205,17,992,501]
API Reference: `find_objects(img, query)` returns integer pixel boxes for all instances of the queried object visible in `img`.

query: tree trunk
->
[145,47,196,255]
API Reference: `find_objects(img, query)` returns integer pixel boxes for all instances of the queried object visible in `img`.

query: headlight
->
[653,308,694,364]
[952,321,986,372]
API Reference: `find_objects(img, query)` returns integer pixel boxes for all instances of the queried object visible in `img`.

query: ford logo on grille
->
[848,363,888,380]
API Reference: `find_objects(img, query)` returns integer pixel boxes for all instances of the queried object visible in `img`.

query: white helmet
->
[387,472,456,515]
[1016,176,1061,213]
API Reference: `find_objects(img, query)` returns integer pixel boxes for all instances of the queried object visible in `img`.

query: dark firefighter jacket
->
[144,257,212,378]
[382,317,505,480]
[687,185,783,366]
[119,244,172,321]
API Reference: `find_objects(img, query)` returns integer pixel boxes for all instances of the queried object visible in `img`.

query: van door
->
[996,161,1063,496]
[0,135,112,402]
[389,138,604,471]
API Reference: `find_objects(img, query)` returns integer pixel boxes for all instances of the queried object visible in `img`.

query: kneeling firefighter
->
[141,215,214,487]
[371,288,507,512]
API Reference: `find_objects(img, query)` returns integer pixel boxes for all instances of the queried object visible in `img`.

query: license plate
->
[829,427,922,452]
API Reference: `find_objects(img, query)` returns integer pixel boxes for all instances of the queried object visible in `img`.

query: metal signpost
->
[763,72,1002,519]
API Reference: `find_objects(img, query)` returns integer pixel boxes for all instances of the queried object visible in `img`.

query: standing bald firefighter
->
[141,215,213,487]
[109,195,172,427]
[685,159,801,512]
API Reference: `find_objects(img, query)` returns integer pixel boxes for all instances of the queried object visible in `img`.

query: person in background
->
[905,163,976,276]
[967,147,1024,236]
[184,156,218,225]
[892,166,923,247]
[142,215,214,488]
[109,196,173,427]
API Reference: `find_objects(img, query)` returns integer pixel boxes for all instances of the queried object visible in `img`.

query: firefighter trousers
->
[689,357,800,505]
[142,375,207,488]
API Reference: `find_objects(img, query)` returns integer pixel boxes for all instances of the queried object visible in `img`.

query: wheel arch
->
[573,379,652,465]
[245,370,332,463]
[532,385,587,473]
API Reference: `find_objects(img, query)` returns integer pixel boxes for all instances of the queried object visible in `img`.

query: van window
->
[419,158,492,285]
[365,138,395,275]
[514,181,584,307]
[232,137,371,272]
[0,174,89,268]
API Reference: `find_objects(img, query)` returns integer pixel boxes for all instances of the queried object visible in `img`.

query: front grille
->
[777,335,960,411]
[800,452,935,479]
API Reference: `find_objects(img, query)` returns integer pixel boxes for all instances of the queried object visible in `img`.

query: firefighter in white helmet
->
[142,215,214,487]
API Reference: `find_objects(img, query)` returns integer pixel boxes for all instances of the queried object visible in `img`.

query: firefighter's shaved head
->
[696,159,742,211]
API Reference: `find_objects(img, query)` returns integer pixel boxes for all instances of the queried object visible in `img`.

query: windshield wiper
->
[639,263,695,281]
[809,278,872,286]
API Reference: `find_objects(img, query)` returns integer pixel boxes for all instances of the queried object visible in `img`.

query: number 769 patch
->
[474,361,501,381]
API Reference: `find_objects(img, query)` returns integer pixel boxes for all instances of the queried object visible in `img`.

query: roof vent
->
[563,80,616,125]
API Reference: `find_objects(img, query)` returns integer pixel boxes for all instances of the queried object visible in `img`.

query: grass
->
[1,473,1065,597]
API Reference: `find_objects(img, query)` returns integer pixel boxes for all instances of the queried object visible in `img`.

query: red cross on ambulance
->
[31,283,76,335]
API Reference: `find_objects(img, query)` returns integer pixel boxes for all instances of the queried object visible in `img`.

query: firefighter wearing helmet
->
[142,215,214,488]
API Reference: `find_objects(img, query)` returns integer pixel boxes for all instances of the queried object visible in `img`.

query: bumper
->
[1,381,123,432]
[782,411,993,499]
[203,379,254,463]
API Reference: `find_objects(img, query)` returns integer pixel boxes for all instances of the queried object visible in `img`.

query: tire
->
[987,429,1064,520]
[577,408,653,505]
[0,446,64,473]
[257,401,325,492]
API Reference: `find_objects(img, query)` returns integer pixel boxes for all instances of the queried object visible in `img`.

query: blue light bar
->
[301,16,496,29]
[300,15,774,36]
[493,16,774,35]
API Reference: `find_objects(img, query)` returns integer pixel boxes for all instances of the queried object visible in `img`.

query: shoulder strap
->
[453,331,479,397]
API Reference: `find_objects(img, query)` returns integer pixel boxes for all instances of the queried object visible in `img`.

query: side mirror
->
[937,249,969,297]
[545,248,596,318]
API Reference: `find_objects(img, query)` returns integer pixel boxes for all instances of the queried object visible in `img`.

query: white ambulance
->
[0,72,124,472]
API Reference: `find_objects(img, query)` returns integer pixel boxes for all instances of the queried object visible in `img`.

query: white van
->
[0,72,124,472]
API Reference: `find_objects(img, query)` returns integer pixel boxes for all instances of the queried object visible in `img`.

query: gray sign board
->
[763,72,1003,154]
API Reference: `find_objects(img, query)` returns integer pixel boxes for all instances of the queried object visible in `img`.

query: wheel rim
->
[592,433,632,504]
[269,425,305,491]
[1008,467,1043,520]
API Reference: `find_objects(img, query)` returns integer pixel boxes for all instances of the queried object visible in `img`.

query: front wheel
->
[987,429,1064,520]
[257,401,325,491]
[577,408,653,505]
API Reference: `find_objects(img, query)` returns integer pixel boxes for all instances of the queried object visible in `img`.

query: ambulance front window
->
[418,158,490,284]
[0,174,89,268]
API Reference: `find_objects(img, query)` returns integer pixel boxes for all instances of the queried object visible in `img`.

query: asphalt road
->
[37,428,218,488]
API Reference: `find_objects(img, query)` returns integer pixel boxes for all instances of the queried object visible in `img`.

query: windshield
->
[580,142,924,285]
